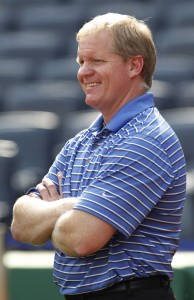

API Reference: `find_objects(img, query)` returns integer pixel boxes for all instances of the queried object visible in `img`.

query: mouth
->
[85,82,101,88]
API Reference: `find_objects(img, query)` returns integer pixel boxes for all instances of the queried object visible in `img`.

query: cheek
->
[112,63,129,79]
[120,69,131,88]
[110,70,129,90]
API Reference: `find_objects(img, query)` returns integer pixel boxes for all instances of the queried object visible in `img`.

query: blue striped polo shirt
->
[45,93,186,295]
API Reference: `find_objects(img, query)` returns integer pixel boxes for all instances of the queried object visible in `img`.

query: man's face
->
[77,31,132,122]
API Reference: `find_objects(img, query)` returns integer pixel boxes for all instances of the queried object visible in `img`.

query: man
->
[11,13,186,300]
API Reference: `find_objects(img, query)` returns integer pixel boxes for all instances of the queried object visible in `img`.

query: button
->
[85,159,90,165]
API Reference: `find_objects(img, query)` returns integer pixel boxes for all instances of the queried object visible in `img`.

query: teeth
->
[86,82,99,87]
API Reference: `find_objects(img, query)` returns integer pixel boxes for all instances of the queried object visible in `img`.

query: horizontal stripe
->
[43,93,186,295]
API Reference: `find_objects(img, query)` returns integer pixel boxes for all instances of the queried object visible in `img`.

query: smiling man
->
[11,13,186,300]
[77,31,143,122]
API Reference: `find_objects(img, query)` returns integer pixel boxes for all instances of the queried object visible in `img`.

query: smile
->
[85,82,100,87]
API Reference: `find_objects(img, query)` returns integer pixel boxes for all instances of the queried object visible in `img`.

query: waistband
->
[64,275,170,300]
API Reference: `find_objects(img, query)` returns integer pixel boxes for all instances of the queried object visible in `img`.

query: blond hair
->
[76,13,156,89]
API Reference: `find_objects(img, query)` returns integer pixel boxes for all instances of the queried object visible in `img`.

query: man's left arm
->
[51,207,116,257]
[39,177,116,257]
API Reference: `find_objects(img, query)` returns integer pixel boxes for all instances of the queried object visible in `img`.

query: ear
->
[128,55,144,78]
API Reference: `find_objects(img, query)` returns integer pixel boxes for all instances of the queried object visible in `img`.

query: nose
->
[77,62,94,81]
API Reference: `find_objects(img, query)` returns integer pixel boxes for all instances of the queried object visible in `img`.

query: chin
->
[85,98,99,109]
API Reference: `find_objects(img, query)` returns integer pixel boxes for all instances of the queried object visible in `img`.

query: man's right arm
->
[10,193,78,246]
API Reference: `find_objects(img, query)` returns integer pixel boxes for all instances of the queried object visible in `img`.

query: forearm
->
[51,211,79,256]
[51,209,116,257]
[11,195,78,245]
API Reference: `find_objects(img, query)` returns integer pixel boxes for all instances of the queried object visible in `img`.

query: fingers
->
[36,177,60,201]
[57,171,63,197]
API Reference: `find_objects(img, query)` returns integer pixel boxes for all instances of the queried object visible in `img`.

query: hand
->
[36,172,63,202]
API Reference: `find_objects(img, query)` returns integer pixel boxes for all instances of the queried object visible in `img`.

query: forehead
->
[77,31,114,57]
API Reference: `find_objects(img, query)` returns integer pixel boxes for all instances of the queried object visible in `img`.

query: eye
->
[93,59,102,64]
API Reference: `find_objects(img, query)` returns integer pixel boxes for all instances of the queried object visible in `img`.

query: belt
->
[64,275,170,300]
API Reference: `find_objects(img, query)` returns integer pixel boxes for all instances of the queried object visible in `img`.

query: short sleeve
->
[74,135,174,237]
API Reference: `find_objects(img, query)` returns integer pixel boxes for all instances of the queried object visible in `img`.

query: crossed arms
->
[11,176,116,257]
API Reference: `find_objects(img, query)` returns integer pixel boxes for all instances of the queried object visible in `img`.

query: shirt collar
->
[89,92,154,133]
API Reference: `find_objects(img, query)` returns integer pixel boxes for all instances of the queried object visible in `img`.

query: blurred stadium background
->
[0,0,194,299]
